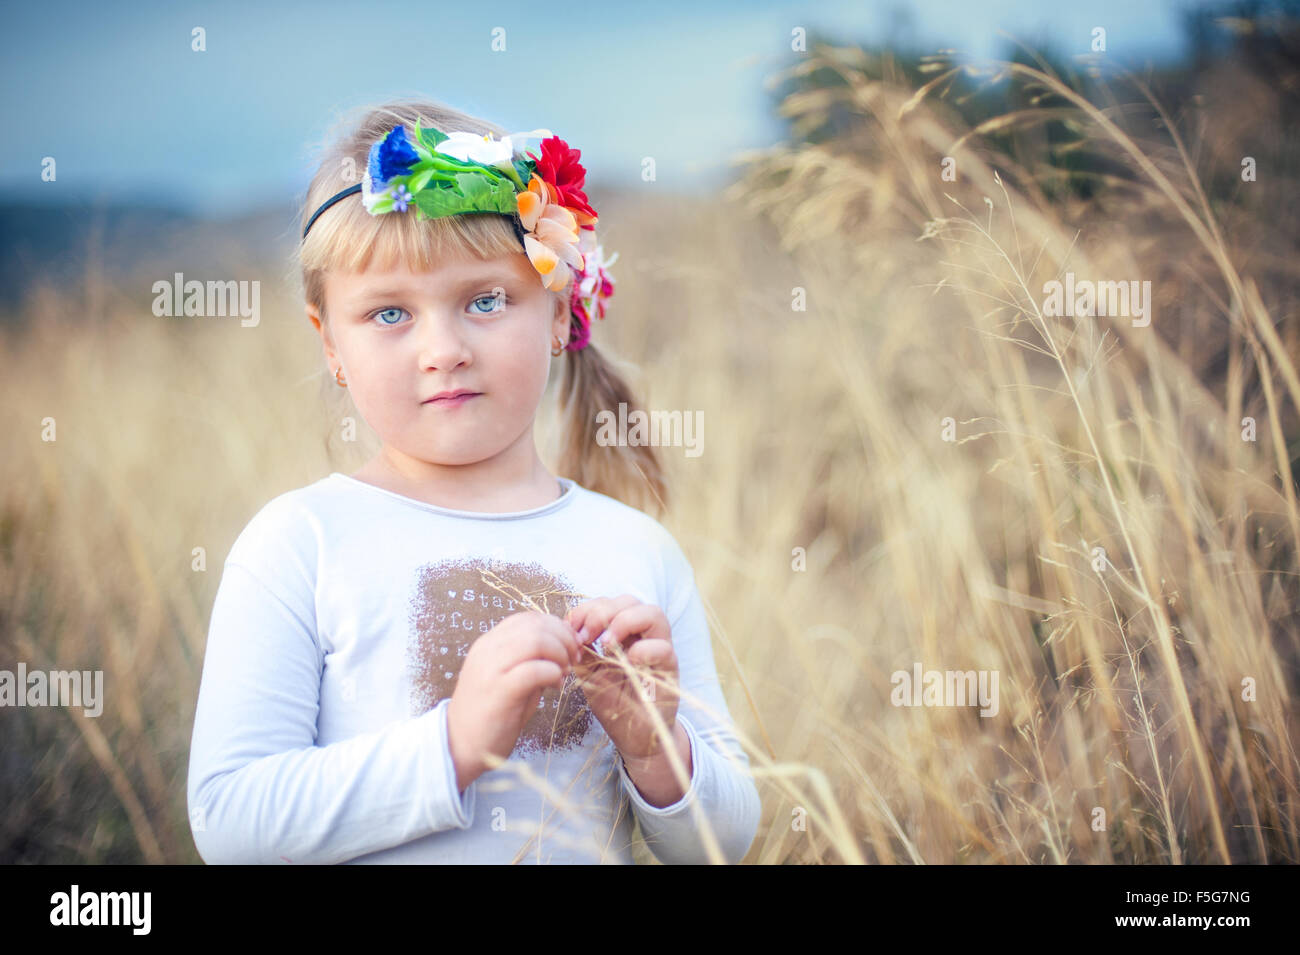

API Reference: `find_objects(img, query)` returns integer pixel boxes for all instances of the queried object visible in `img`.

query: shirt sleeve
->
[614,534,761,864]
[187,536,477,864]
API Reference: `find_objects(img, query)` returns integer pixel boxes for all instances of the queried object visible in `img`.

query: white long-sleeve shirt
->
[187,472,760,864]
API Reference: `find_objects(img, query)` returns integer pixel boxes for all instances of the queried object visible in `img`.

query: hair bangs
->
[309,198,523,270]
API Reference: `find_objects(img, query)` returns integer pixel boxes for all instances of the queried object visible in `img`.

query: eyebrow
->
[348,287,416,306]
[347,268,518,307]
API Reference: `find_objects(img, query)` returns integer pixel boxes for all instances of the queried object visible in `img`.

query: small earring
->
[334,367,347,387]
[551,336,566,357]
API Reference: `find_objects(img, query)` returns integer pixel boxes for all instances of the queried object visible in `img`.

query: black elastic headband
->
[302,184,361,239]
[301,182,529,250]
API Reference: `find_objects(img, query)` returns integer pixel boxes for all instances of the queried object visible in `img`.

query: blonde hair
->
[294,97,668,516]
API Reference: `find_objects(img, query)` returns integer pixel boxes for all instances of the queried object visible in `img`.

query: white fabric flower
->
[435,128,553,172]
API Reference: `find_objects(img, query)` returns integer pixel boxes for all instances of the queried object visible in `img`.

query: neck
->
[359,433,560,513]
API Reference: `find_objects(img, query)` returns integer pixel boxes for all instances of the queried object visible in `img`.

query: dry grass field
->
[2,39,1297,863]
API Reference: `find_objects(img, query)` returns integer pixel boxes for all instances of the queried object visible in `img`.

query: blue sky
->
[1,0,1199,218]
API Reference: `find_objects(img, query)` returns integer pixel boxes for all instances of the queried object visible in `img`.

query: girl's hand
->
[446,611,581,792]
[565,595,680,763]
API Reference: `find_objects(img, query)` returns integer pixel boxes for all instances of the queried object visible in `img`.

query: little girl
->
[186,98,761,864]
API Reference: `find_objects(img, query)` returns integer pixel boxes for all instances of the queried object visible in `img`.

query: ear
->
[551,291,570,343]
[306,303,338,366]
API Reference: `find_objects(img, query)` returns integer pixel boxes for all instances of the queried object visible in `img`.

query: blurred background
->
[1,0,1297,863]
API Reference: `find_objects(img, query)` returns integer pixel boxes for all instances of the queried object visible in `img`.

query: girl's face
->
[308,250,569,469]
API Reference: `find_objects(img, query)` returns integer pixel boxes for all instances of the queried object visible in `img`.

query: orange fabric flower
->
[516,175,584,291]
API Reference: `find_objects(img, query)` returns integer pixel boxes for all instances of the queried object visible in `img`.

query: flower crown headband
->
[302,119,616,352]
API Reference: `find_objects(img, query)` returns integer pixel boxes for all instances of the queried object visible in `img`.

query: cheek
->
[493,351,549,410]
[495,316,551,383]
[342,341,403,411]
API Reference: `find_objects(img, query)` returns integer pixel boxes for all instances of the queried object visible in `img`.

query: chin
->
[410,445,499,466]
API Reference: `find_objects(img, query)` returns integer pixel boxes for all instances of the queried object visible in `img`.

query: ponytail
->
[555,342,669,518]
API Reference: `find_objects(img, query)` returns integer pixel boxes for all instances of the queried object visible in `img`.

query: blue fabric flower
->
[367,125,419,186]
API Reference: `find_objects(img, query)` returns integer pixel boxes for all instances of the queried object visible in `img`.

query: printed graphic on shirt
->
[407,557,594,758]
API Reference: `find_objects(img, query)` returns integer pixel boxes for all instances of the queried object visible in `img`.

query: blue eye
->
[371,307,407,326]
[471,292,510,315]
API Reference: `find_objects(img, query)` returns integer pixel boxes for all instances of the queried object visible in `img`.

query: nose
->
[416,311,472,371]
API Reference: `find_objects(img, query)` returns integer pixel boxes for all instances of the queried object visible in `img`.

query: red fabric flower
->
[526,136,598,228]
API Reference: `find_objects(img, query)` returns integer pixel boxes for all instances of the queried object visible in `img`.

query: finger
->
[573,595,643,648]
[565,598,616,637]
[627,641,678,700]
[571,615,615,664]
[598,604,668,654]
[626,638,676,670]
[565,602,594,634]
[566,597,620,644]
[539,613,583,666]
[504,659,566,699]
[519,625,576,673]
[565,594,638,621]
[510,613,580,667]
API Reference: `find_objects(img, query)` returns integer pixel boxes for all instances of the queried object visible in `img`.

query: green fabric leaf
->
[456,172,517,214]
[418,122,448,149]
[412,172,516,218]
[408,167,435,194]
[407,151,506,186]
[409,119,434,163]
[500,157,529,191]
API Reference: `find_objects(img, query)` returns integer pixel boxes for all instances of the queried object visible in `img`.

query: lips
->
[423,390,481,409]
[423,389,480,403]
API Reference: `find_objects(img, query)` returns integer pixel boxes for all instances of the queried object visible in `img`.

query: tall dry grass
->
[1,38,1296,863]
[719,42,1299,863]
